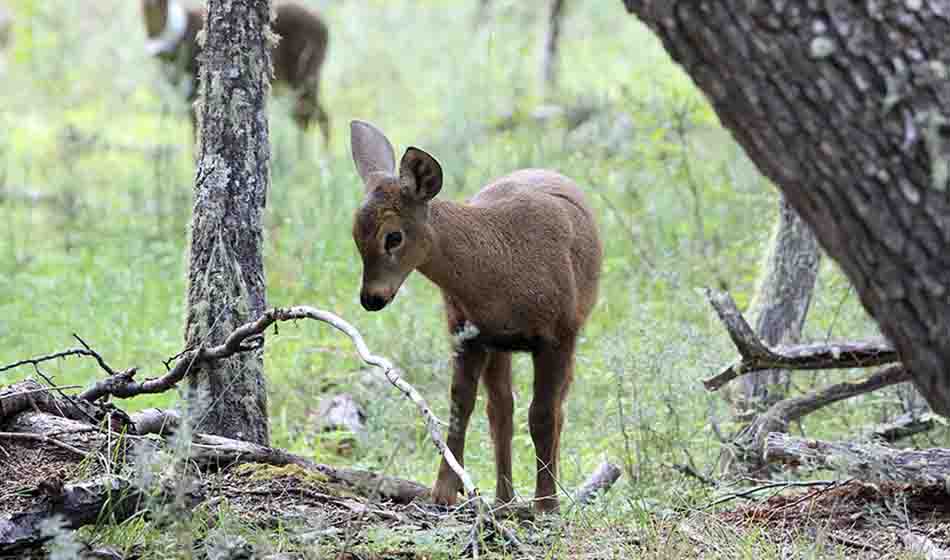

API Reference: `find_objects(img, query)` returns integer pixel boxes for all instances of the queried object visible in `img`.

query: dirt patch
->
[0,435,104,516]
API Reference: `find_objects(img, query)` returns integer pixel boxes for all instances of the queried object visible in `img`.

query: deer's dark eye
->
[384,231,403,252]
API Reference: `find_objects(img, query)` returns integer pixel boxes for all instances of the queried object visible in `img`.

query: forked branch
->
[6,306,521,551]
[702,288,899,391]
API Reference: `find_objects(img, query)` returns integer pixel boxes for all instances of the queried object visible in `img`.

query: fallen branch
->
[765,433,950,485]
[862,410,938,443]
[4,306,522,551]
[727,365,913,463]
[2,410,429,505]
[187,432,428,504]
[0,380,108,425]
[572,461,622,507]
[129,408,181,437]
[702,289,899,391]
[701,479,844,510]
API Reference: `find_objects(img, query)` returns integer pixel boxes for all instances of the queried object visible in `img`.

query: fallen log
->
[2,410,427,505]
[0,379,106,425]
[0,476,156,554]
[188,433,427,504]
[765,433,950,486]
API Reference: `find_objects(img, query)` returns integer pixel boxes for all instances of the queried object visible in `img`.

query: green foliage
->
[0,0,934,556]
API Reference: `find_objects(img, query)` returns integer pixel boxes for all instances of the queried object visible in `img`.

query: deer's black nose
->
[360,293,388,311]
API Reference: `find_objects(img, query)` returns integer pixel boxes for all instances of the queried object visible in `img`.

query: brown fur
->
[350,120,602,513]
[140,0,329,145]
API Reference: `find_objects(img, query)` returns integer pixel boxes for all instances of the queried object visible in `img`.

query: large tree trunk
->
[735,197,820,410]
[622,2,950,414]
[185,0,272,444]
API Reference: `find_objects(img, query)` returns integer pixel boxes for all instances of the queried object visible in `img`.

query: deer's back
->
[272,3,328,86]
[454,169,602,345]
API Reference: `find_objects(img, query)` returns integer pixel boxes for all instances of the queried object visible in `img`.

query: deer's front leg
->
[432,342,489,506]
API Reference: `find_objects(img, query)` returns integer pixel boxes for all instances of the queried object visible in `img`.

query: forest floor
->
[4,435,950,559]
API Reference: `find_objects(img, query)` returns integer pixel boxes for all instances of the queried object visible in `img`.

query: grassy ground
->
[1,0,945,557]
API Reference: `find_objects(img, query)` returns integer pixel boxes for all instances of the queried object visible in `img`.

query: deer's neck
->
[417,200,496,298]
[145,0,188,56]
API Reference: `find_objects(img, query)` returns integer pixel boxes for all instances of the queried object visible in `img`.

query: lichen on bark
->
[184,0,273,445]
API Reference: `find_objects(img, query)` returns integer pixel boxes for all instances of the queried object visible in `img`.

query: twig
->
[703,289,898,391]
[72,333,118,376]
[0,348,101,374]
[668,462,716,486]
[701,479,842,510]
[0,431,91,459]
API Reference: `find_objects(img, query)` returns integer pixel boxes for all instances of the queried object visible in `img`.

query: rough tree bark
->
[734,197,821,411]
[540,0,566,101]
[621,3,950,413]
[721,198,820,476]
[186,0,273,444]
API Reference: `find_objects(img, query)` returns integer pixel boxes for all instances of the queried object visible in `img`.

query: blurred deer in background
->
[141,0,330,149]
[349,120,602,513]
[0,3,12,50]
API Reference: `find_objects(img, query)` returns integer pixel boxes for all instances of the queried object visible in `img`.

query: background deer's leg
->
[483,351,514,507]
[530,336,576,513]
[431,342,489,506]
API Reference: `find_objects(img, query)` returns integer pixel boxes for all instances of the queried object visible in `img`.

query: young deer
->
[349,120,602,513]
[141,0,330,146]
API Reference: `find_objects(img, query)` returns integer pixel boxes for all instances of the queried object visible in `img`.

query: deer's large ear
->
[351,120,396,187]
[399,147,442,202]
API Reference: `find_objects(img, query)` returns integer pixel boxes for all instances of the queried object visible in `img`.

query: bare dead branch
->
[0,379,105,425]
[129,408,181,436]
[765,433,950,486]
[71,333,118,376]
[722,365,913,473]
[701,479,845,510]
[0,348,104,374]
[6,306,522,549]
[702,288,899,391]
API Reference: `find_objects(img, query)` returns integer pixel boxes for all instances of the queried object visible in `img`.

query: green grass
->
[0,0,940,556]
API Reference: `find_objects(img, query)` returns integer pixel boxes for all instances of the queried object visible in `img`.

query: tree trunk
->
[621,3,950,414]
[474,0,491,28]
[721,201,819,477]
[735,197,820,411]
[540,0,566,101]
[185,0,272,444]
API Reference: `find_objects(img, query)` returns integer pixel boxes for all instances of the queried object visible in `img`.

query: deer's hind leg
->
[483,351,514,507]
[529,335,576,513]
